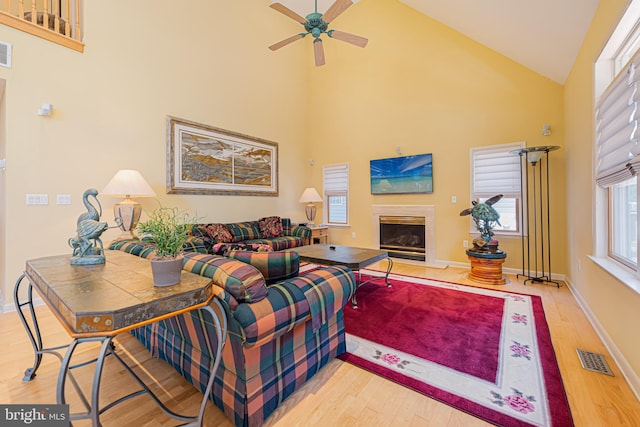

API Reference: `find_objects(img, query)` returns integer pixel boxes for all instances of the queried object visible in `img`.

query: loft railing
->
[0,0,83,52]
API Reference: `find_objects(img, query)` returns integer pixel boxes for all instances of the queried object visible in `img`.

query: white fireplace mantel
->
[372,205,437,266]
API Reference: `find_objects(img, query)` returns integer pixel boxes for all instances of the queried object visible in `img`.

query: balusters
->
[2,0,83,50]
[74,0,80,40]
[53,0,60,34]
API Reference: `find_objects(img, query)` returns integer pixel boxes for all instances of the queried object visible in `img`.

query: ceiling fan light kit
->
[269,0,368,66]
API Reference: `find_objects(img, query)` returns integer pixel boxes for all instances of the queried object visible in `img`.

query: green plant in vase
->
[137,205,198,286]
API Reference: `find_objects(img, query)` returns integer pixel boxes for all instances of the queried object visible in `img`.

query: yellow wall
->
[306,1,566,271]
[565,0,640,386]
[0,2,567,304]
[0,0,311,305]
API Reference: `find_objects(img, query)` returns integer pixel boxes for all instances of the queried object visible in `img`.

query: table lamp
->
[298,187,323,226]
[101,169,156,238]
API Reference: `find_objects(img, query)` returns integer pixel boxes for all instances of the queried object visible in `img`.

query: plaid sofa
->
[190,217,311,253]
[108,241,356,426]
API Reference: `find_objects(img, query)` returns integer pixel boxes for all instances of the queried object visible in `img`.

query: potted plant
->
[137,205,198,286]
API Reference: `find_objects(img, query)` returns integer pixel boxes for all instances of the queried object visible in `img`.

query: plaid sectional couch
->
[109,236,356,426]
[190,217,312,253]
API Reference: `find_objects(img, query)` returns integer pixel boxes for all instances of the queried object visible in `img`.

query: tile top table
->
[14,250,225,426]
[24,250,213,335]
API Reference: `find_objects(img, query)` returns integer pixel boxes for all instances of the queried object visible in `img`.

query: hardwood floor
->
[1,262,639,426]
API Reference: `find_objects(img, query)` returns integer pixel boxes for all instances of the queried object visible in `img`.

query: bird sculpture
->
[77,188,102,225]
[68,188,114,265]
[459,194,503,252]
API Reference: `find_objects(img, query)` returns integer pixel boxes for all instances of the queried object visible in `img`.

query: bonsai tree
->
[137,205,198,259]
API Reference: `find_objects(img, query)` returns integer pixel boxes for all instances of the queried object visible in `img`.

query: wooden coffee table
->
[292,244,393,308]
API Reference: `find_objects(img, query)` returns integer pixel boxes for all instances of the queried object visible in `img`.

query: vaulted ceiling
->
[274,0,600,84]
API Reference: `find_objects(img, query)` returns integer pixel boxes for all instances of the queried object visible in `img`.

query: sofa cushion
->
[243,236,306,251]
[182,236,210,254]
[226,221,262,242]
[227,250,299,284]
[258,216,283,238]
[182,253,268,304]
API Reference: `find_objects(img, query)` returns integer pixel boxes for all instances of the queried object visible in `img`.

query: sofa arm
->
[289,225,311,239]
[232,265,356,348]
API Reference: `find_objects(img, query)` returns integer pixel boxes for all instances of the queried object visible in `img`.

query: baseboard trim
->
[566,277,640,402]
[3,297,43,313]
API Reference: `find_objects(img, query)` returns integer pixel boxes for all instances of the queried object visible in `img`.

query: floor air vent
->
[576,349,614,376]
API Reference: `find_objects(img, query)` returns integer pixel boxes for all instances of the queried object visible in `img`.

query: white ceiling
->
[274,0,600,84]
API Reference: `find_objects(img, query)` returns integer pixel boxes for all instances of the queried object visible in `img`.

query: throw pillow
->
[258,216,283,238]
[207,223,234,243]
[211,242,273,256]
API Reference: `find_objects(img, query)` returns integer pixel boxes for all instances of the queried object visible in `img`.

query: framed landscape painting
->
[370,153,433,194]
[167,116,278,196]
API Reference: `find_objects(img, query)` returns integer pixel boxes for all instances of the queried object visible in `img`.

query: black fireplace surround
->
[379,215,426,261]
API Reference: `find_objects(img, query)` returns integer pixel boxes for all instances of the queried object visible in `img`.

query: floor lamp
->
[511,146,561,287]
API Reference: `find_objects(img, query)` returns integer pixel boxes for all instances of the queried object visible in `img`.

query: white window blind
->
[471,142,524,197]
[322,163,349,225]
[596,50,640,187]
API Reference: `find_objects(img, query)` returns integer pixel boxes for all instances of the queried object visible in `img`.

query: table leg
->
[56,300,227,426]
[351,257,393,309]
[14,274,69,382]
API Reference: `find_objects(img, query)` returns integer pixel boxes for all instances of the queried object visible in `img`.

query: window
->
[322,163,349,225]
[595,2,640,273]
[470,142,524,234]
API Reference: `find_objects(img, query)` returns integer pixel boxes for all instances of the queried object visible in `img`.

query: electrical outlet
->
[352,232,356,238]
[451,196,457,204]
[463,240,468,248]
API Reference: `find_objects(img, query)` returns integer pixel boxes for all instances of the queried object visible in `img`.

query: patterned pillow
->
[258,216,283,238]
[206,223,234,243]
[211,243,273,256]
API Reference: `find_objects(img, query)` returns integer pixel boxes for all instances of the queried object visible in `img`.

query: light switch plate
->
[26,194,48,205]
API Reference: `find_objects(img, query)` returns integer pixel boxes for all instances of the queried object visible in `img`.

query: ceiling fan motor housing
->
[305,12,328,38]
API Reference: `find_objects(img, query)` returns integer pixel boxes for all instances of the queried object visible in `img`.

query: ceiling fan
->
[269,0,368,66]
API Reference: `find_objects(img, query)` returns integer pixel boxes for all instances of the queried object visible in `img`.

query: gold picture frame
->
[167,116,279,196]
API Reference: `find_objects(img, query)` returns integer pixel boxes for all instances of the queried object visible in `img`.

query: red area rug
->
[339,271,574,427]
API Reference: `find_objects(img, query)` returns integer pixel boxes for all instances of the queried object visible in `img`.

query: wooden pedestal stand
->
[466,249,507,285]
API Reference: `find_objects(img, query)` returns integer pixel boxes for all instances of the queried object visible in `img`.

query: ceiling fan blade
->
[314,39,326,66]
[269,33,305,51]
[270,3,307,24]
[322,0,353,24]
[328,30,368,48]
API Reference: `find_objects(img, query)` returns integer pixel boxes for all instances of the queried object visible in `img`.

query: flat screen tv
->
[370,153,433,194]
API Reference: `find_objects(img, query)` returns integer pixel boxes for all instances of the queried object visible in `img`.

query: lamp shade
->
[298,187,322,203]
[101,170,156,198]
